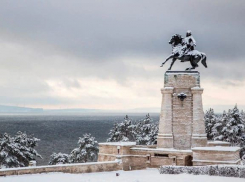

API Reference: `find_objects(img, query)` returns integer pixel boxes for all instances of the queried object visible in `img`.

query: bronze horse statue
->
[160,34,207,70]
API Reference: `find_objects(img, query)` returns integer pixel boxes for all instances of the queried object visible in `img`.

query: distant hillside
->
[1,104,242,114]
[0,105,43,113]
[45,108,101,113]
[0,105,102,113]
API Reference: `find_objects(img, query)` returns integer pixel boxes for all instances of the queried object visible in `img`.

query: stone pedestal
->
[157,87,174,148]
[191,87,207,147]
[157,71,207,149]
[192,147,241,166]
[97,71,240,169]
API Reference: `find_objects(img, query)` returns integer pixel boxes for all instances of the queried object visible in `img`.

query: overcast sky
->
[0,0,245,112]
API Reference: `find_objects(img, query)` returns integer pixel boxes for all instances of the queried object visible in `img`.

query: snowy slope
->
[1,168,244,182]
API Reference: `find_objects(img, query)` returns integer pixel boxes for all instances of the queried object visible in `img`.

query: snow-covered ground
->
[0,168,244,182]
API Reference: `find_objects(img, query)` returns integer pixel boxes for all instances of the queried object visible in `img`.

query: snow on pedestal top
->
[192,146,240,152]
[207,141,230,145]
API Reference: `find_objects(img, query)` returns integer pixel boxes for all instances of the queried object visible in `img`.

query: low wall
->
[192,147,241,166]
[0,161,121,177]
[159,165,245,178]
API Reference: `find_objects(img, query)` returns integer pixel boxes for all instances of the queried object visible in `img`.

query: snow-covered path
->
[0,168,244,182]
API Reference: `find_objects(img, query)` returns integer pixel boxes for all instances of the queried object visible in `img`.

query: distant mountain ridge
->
[0,105,100,113]
[46,108,100,113]
[0,105,106,113]
[0,105,244,114]
[0,105,43,113]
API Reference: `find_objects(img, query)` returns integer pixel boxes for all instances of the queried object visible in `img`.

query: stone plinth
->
[157,71,207,149]
[157,87,174,148]
[191,87,207,147]
[207,141,230,147]
[98,142,136,162]
[96,71,241,169]
[192,147,241,166]
[98,142,193,169]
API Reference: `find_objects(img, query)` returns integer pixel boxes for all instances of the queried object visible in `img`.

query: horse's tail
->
[200,53,207,68]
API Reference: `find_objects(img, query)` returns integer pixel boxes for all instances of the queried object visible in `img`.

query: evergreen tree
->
[70,133,99,163]
[49,153,70,165]
[0,132,42,168]
[147,122,159,145]
[136,114,158,145]
[241,110,245,124]
[204,108,217,140]
[107,115,136,142]
[213,105,244,146]
[212,111,228,141]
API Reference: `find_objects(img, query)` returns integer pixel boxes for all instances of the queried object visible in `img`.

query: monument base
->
[192,146,241,166]
[157,134,173,148]
[98,142,241,169]
[157,71,208,150]
[191,135,208,147]
[97,71,241,169]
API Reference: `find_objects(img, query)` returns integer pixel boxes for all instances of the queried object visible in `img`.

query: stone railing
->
[0,161,121,177]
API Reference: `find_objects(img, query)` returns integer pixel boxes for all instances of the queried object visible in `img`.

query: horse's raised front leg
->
[160,54,174,67]
[168,58,176,70]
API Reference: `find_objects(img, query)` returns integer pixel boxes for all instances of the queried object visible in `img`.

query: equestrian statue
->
[160,30,207,70]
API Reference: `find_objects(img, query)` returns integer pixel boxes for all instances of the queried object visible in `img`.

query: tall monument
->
[158,31,208,149]
[98,31,241,168]
[157,71,207,150]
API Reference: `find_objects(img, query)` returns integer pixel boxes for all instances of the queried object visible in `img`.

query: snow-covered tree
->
[212,111,228,141]
[49,152,70,165]
[213,105,244,146]
[136,114,158,145]
[70,133,99,163]
[147,122,159,145]
[107,115,137,142]
[204,108,218,140]
[222,106,244,145]
[0,132,42,168]
[107,114,159,145]
[241,110,245,124]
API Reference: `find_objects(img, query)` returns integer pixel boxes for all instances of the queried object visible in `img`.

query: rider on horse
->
[183,30,196,55]
[160,31,207,70]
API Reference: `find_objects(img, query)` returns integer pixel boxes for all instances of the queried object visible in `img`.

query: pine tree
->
[107,115,136,142]
[204,108,217,140]
[147,122,159,145]
[223,105,244,145]
[70,133,99,163]
[241,110,245,124]
[212,111,228,141]
[136,114,158,145]
[49,153,70,165]
[0,132,42,168]
[213,105,245,146]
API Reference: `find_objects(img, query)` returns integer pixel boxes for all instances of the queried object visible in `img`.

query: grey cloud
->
[0,0,244,61]
[0,0,244,107]
[60,79,81,89]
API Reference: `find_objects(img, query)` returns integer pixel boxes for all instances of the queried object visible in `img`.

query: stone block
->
[173,135,191,149]
[157,135,173,148]
[192,147,241,166]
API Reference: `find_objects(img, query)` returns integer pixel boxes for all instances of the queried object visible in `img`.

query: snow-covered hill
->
[1,168,244,182]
